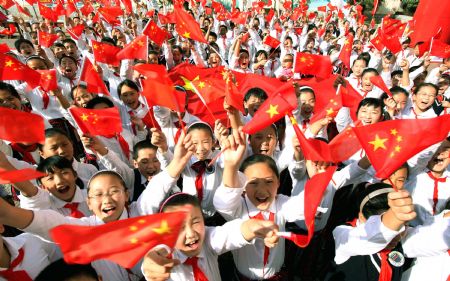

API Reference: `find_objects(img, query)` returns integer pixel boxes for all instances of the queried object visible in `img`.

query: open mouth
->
[255,195,269,203]
[102,206,116,215]
[259,148,269,155]
[56,185,70,194]
[185,239,199,250]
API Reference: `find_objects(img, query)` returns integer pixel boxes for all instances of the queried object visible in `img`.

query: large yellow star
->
[80,113,89,121]
[136,40,145,47]
[326,108,334,116]
[5,60,14,67]
[390,128,397,136]
[181,75,199,91]
[300,57,307,62]
[266,104,279,119]
[130,237,139,244]
[183,31,191,38]
[368,134,388,151]
[290,116,297,125]
[152,220,171,235]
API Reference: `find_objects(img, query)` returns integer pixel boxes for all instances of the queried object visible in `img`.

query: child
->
[381,86,410,120]
[327,183,450,281]
[346,57,368,90]
[70,84,96,108]
[401,83,438,119]
[142,193,279,281]
[275,54,296,81]
[242,88,268,124]
[252,50,270,77]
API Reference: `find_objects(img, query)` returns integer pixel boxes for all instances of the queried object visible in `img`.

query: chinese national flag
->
[51,212,187,269]
[69,107,122,138]
[294,52,332,79]
[230,11,249,25]
[117,35,148,60]
[66,0,77,17]
[0,107,45,144]
[0,53,41,88]
[121,0,132,14]
[370,75,393,97]
[66,24,85,40]
[225,77,245,114]
[173,6,207,43]
[338,34,353,69]
[352,115,450,179]
[370,32,385,52]
[0,23,15,36]
[15,2,31,17]
[80,3,94,16]
[410,0,450,46]
[0,168,46,184]
[265,9,275,22]
[0,0,14,9]
[142,21,169,46]
[37,69,58,92]
[379,30,402,54]
[278,166,337,248]
[328,124,362,163]
[262,35,281,49]
[38,31,59,48]
[136,64,185,112]
[98,8,121,26]
[417,40,431,57]
[79,58,110,96]
[0,43,10,53]
[91,40,121,67]
[38,3,59,22]
[190,77,226,106]
[317,5,326,12]
[158,12,176,24]
[430,39,450,59]
[341,83,363,122]
[242,93,295,134]
[310,86,343,124]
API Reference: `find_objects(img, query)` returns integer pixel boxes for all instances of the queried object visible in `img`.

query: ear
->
[0,224,4,234]
[358,211,366,223]
[133,160,139,169]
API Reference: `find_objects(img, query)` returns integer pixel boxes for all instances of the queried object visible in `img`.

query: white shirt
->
[400,106,438,119]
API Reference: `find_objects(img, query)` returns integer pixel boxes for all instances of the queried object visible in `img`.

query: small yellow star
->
[300,57,307,62]
[5,60,14,67]
[390,128,398,136]
[198,81,205,89]
[368,134,388,151]
[326,108,334,115]
[129,225,138,231]
[138,219,146,224]
[290,116,297,125]
[80,113,89,121]
[181,76,199,92]
[266,104,279,119]
[394,145,401,152]
[130,237,139,244]
[152,220,171,235]
[396,136,402,142]
[136,40,145,47]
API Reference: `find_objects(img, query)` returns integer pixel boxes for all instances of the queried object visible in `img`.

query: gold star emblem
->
[80,113,89,121]
[136,40,145,47]
[183,31,191,38]
[290,116,297,125]
[390,128,397,136]
[5,60,14,67]
[152,220,171,235]
[138,219,146,224]
[300,56,307,62]
[129,225,138,231]
[394,145,401,152]
[46,74,53,80]
[93,44,99,50]
[368,134,388,151]
[266,104,279,119]
[130,237,138,244]
[198,81,205,89]
[326,108,334,115]
[396,136,402,142]
[181,75,199,91]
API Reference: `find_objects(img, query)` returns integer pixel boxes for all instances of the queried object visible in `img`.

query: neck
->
[0,242,11,269]
[413,104,427,114]
[430,170,444,178]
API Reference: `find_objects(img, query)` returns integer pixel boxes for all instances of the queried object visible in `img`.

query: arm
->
[0,151,38,197]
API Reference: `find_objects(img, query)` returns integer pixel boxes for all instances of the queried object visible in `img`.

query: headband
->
[359,187,394,212]
[159,192,190,213]
[87,170,127,190]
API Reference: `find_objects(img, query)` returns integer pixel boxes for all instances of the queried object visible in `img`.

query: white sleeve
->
[153,106,171,128]
[96,149,135,190]
[278,194,305,222]
[331,161,367,189]
[18,188,52,211]
[333,215,404,264]
[156,149,173,169]
[213,172,247,220]
[207,219,253,255]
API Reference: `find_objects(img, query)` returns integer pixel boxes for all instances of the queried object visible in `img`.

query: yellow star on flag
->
[5,60,14,67]
[368,134,388,151]
[81,113,89,121]
[290,116,297,125]
[266,104,279,119]
[130,237,139,244]
[181,76,199,91]
[198,81,206,89]
[326,108,334,115]
[183,31,191,38]
[390,128,398,136]
[152,220,171,235]
[300,57,307,62]
[394,145,401,152]
[129,225,138,231]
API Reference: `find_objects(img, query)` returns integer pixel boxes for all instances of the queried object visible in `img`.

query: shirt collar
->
[0,237,25,270]
[244,196,277,218]
[51,186,86,209]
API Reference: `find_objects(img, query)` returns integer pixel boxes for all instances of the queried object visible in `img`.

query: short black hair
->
[36,156,83,188]
[187,122,214,139]
[413,82,439,95]
[208,31,217,40]
[62,38,77,46]
[35,259,99,281]
[117,79,140,98]
[132,140,158,160]
[356,97,383,114]
[70,84,88,100]
[85,96,114,109]
[361,67,379,77]
[160,193,201,213]
[14,38,34,51]
[101,36,116,46]
[380,86,409,101]
[357,182,392,219]
[87,170,127,192]
[0,82,21,99]
[244,88,268,102]
[240,154,279,180]
[59,54,77,66]
[38,128,72,151]
[357,52,371,66]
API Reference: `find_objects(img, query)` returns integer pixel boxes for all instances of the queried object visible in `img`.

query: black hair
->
[70,84,88,100]
[132,140,158,160]
[0,82,21,99]
[391,70,403,78]
[254,50,268,63]
[101,36,116,46]
[239,49,250,56]
[59,54,77,66]
[244,88,268,102]
[52,42,65,49]
[297,86,316,98]
[148,50,159,56]
[14,38,34,51]
[117,79,140,98]
[240,154,279,180]
[62,38,77,46]
[87,170,127,192]
[361,67,379,77]
[37,128,72,151]
[35,259,99,281]
[172,45,183,54]
[352,56,368,67]
[413,82,439,95]
[85,96,114,109]
[380,86,409,101]
[357,182,392,219]
[25,55,48,68]
[160,193,201,213]
[37,156,84,189]
[357,52,371,66]
[208,31,217,40]
[187,122,214,139]
[356,97,383,114]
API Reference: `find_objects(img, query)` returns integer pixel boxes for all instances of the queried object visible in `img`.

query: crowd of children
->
[0,0,449,280]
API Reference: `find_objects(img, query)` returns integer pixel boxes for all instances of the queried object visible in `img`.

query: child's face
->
[208,53,221,68]
[249,126,277,156]
[40,167,77,202]
[244,163,279,211]
[63,42,78,58]
[351,59,366,77]
[59,57,78,79]
[120,85,140,110]
[172,49,182,64]
[148,53,159,64]
[412,86,436,113]
[361,72,376,92]
[53,46,66,59]
[165,204,205,257]
[298,91,315,117]
[244,95,264,117]
[281,55,293,69]
[357,105,382,125]
[73,88,95,108]
[0,90,22,111]
[189,129,213,160]
[87,174,129,223]
[305,160,330,178]
[391,93,408,114]
[19,43,34,57]
[427,143,450,174]
[133,148,161,180]
[239,52,250,69]
[383,167,408,190]
[39,134,74,161]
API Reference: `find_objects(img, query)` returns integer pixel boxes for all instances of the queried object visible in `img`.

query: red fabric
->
[158,12,176,24]
[37,69,58,93]
[80,3,94,16]
[317,5,326,12]
[117,35,148,60]
[225,77,245,114]
[63,202,85,218]
[328,125,362,163]
[430,39,450,59]
[0,248,32,281]
[263,35,281,49]
[426,171,446,215]
[141,109,160,130]
[69,107,122,138]
[0,43,10,54]
[10,143,37,165]
[66,0,77,17]
[91,40,121,67]
[0,0,14,9]
[242,93,295,135]
[79,58,110,95]
[338,34,354,69]
[174,121,186,144]
[191,78,226,106]
[310,86,343,123]
[378,30,402,54]
[38,31,59,48]
[294,52,332,79]
[230,11,249,25]
[341,83,363,122]
[370,75,393,98]
[265,9,275,22]
[51,212,187,268]
[191,160,210,202]
[66,24,85,40]
[410,0,450,46]
[173,6,207,43]
[38,3,59,22]
[142,21,169,46]
[250,212,275,267]
[0,53,41,88]
[0,107,45,144]
[121,0,132,14]
[378,249,393,281]
[0,169,46,184]
[184,257,209,281]
[370,32,385,52]
[41,90,50,110]
[15,3,30,17]
[116,133,130,159]
[372,0,379,16]
[352,115,450,179]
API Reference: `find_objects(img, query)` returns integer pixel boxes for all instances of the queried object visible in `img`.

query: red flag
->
[262,35,281,49]
[278,166,337,247]
[379,30,402,54]
[230,11,249,25]
[37,69,58,92]
[69,107,122,137]
[370,75,393,97]
[417,40,431,57]
[51,212,187,269]
[341,83,363,122]
[410,0,450,46]
[66,24,85,40]
[294,52,333,79]
[430,39,450,59]
[15,2,31,17]
[0,43,10,53]
[98,7,122,26]
[338,34,354,68]
[353,115,450,179]
[136,64,185,112]
[0,168,46,184]
[173,6,207,43]
[121,0,132,14]
[79,58,110,96]
[80,3,94,16]
[66,0,77,17]
[0,107,45,144]
[117,35,148,60]
[310,85,343,123]
[190,77,226,106]
[265,9,275,22]
[0,53,41,88]
[328,125,362,163]
[370,32,385,52]
[91,40,121,66]
[372,0,379,16]
[158,12,176,24]
[225,77,245,114]
[38,3,59,22]
[0,23,15,35]
[0,0,14,9]
[146,9,155,17]
[242,93,295,134]
[38,31,59,48]
[370,18,376,29]
[143,21,169,46]
[317,5,326,12]
[283,1,291,9]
